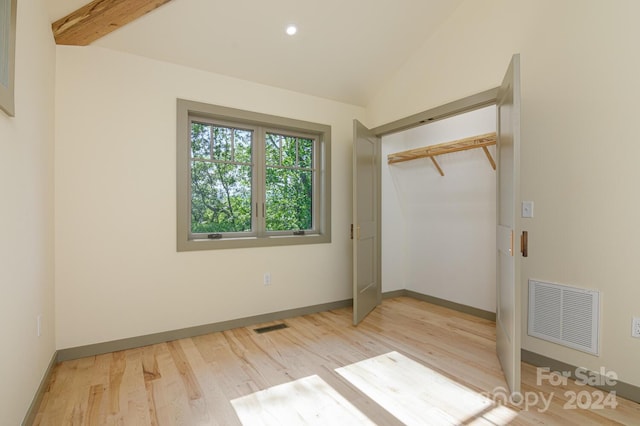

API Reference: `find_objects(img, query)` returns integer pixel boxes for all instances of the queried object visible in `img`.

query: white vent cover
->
[528,280,599,355]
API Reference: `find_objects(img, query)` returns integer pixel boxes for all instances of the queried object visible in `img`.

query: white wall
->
[382,107,496,312]
[54,46,365,349]
[369,0,640,388]
[0,0,56,423]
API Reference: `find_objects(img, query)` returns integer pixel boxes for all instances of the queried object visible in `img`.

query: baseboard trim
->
[522,349,640,404]
[22,351,57,426]
[401,290,496,321]
[381,289,406,300]
[57,298,352,362]
[58,291,492,362]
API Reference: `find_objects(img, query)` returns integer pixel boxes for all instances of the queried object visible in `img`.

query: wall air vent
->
[528,280,600,355]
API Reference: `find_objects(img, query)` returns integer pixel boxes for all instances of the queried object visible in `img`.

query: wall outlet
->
[632,317,640,338]
[264,272,271,286]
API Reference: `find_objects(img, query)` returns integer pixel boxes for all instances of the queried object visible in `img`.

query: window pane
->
[212,126,232,161]
[265,167,312,231]
[234,129,252,163]
[281,135,297,167]
[265,132,280,166]
[191,122,211,159]
[191,161,252,233]
[298,137,313,169]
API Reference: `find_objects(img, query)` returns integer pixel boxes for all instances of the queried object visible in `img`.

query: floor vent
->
[254,323,288,334]
[528,280,599,355]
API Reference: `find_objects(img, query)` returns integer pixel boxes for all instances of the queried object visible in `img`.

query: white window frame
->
[177,99,331,251]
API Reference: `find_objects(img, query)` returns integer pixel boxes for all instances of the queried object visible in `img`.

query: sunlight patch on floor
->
[231,375,375,425]
[336,351,518,425]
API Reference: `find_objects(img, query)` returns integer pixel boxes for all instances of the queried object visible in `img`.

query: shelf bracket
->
[482,146,496,170]
[430,157,444,176]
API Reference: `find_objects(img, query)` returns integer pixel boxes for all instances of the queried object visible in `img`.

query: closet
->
[381,106,497,313]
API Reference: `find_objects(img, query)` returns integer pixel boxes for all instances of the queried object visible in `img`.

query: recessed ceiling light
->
[286,25,297,36]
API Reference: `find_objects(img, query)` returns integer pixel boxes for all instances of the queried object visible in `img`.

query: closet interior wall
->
[381,106,497,312]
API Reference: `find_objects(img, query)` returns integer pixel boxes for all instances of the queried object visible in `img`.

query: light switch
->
[521,201,534,218]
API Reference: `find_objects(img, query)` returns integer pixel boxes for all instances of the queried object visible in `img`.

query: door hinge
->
[350,224,354,240]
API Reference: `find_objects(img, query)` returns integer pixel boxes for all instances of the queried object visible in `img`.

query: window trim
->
[177,99,331,251]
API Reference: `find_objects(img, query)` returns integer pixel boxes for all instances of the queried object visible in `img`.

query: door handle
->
[521,231,528,257]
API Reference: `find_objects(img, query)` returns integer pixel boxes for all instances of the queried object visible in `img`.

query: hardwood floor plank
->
[108,351,126,415]
[121,349,153,425]
[152,343,197,425]
[336,351,500,425]
[166,341,203,401]
[32,297,640,425]
[86,384,105,425]
[62,356,100,424]
[231,375,376,425]
[178,337,239,425]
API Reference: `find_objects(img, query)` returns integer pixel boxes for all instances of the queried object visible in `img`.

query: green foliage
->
[265,133,313,231]
[190,124,314,234]
[191,161,252,233]
[265,167,312,231]
[190,123,252,233]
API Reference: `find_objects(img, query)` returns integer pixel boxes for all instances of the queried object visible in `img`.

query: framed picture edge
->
[0,0,17,117]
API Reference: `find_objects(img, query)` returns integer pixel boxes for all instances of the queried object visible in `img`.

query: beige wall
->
[8,0,640,421]
[368,0,640,387]
[0,0,56,423]
[54,46,365,349]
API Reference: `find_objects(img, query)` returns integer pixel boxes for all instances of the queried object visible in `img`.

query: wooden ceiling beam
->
[52,0,173,46]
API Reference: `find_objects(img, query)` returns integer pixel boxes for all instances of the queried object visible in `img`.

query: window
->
[177,99,331,251]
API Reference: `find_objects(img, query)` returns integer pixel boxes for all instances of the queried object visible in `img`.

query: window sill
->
[177,233,331,252]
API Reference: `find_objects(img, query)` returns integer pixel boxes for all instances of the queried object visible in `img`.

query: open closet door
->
[352,120,381,325]
[496,54,522,396]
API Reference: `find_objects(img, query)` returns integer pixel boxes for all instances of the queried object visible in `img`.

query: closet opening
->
[381,105,497,316]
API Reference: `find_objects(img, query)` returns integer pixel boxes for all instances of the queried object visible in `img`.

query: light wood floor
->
[33,297,640,425]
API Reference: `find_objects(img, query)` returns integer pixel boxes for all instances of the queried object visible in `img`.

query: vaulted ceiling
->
[45,0,463,106]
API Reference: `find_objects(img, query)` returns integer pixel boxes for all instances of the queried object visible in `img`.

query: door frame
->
[371,88,498,137]
[369,84,521,384]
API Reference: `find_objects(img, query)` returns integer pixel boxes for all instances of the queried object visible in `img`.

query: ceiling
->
[46,0,463,106]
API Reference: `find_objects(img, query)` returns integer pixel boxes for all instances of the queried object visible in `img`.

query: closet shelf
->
[387,132,497,176]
